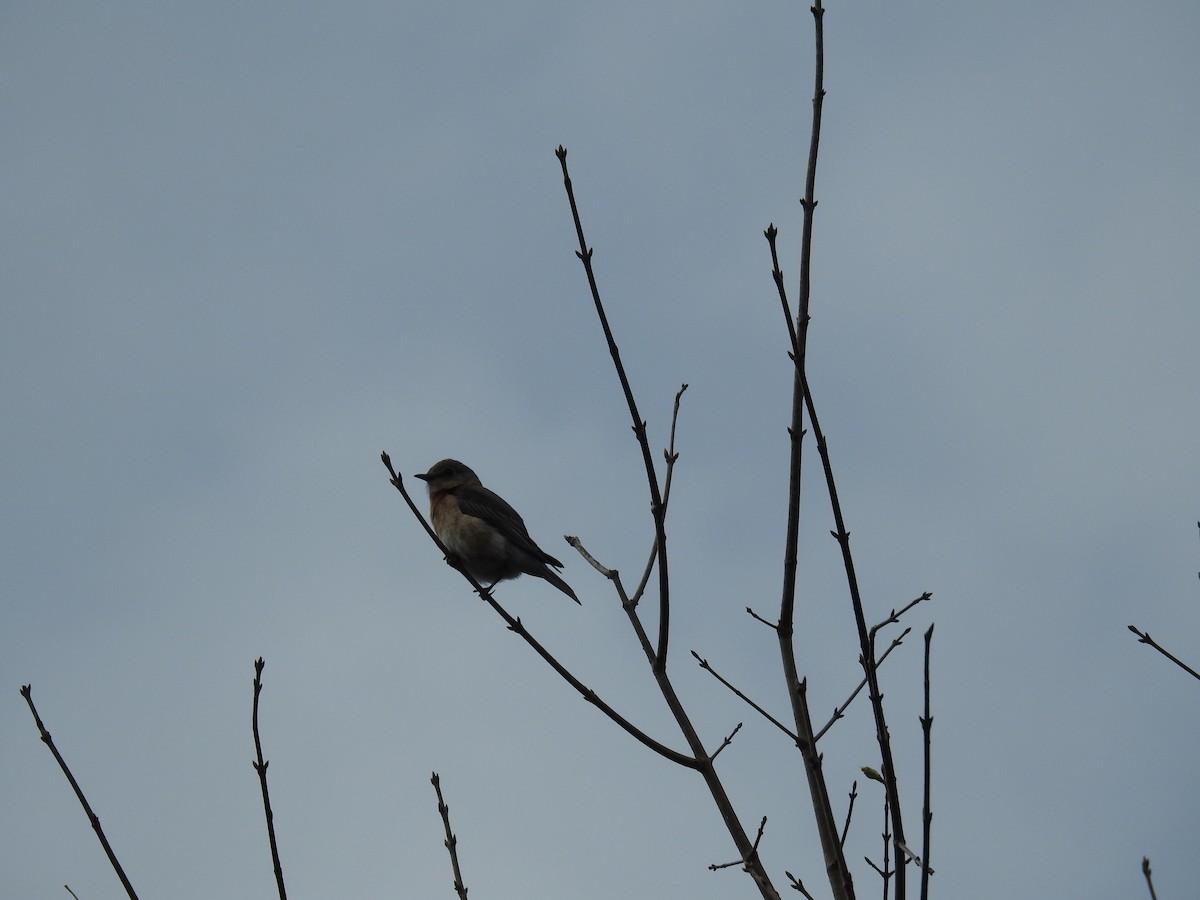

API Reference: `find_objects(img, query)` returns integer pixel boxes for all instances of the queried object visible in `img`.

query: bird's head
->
[415,458,481,493]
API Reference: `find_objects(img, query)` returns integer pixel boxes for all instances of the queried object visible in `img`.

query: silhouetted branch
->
[549,155,782,898]
[556,145,672,672]
[382,452,698,769]
[710,722,744,762]
[840,781,858,848]
[770,4,855,899]
[1142,856,1159,900]
[785,870,817,899]
[692,650,798,743]
[431,773,469,900]
[252,659,288,900]
[1128,625,1200,681]
[870,789,893,891]
[870,593,933,635]
[20,685,139,900]
[765,223,798,356]
[816,627,912,743]
[630,384,689,609]
[920,624,935,899]
[746,607,780,631]
[710,816,768,871]
[809,373,910,898]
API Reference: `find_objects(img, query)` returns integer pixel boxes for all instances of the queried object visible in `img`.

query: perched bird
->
[415,458,580,604]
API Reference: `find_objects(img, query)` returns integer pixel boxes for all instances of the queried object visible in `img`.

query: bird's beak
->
[414,473,430,482]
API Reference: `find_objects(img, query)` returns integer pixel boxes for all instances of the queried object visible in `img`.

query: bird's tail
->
[537,566,581,604]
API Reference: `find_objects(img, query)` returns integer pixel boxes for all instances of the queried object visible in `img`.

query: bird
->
[415,458,580,604]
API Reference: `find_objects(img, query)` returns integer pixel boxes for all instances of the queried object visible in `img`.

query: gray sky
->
[3,2,1198,898]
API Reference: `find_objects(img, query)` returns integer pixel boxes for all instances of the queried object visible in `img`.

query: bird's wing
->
[454,484,564,568]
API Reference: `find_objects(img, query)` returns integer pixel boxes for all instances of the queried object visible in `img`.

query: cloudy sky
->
[3,2,1198,898]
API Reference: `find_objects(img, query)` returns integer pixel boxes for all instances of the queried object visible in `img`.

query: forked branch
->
[556,145,672,673]
[381,452,697,769]
[771,3,856,898]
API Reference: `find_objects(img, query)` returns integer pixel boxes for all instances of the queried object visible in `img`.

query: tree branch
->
[431,772,470,900]
[381,452,698,769]
[1128,625,1200,681]
[920,625,935,899]
[20,685,139,900]
[692,650,799,743]
[771,4,855,898]
[556,145,672,671]
[252,658,288,900]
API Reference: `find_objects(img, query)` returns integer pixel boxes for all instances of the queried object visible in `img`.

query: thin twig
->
[64,887,81,900]
[556,145,672,671]
[746,607,780,631]
[565,534,620,584]
[20,685,139,900]
[880,790,892,897]
[252,658,288,900]
[382,452,698,769]
[564,535,651,664]
[870,593,933,634]
[710,722,744,762]
[809,371,910,898]
[1142,856,1159,900]
[896,841,931,875]
[785,871,817,899]
[1128,625,1200,681]
[920,624,935,899]
[840,781,858,848]
[765,224,798,357]
[771,4,854,899]
[431,773,470,900]
[710,816,768,870]
[692,650,798,742]
[550,156,780,898]
[630,385,689,608]
[816,627,912,743]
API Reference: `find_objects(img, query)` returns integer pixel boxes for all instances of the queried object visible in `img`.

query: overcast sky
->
[3,3,1198,898]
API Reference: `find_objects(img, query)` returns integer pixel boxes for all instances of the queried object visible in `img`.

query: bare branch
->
[552,154,780,898]
[382,452,697,769]
[252,659,288,900]
[630,384,690,608]
[870,592,933,635]
[808,372,910,898]
[840,781,858,848]
[565,535,623,589]
[20,685,139,900]
[556,145,672,671]
[897,841,933,876]
[769,5,856,899]
[765,223,799,357]
[431,773,469,900]
[816,627,911,743]
[710,722,744,762]
[710,816,768,871]
[1142,856,1159,900]
[1128,625,1200,681]
[746,607,780,631]
[864,856,886,878]
[692,650,799,743]
[920,624,936,898]
[785,871,817,899]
